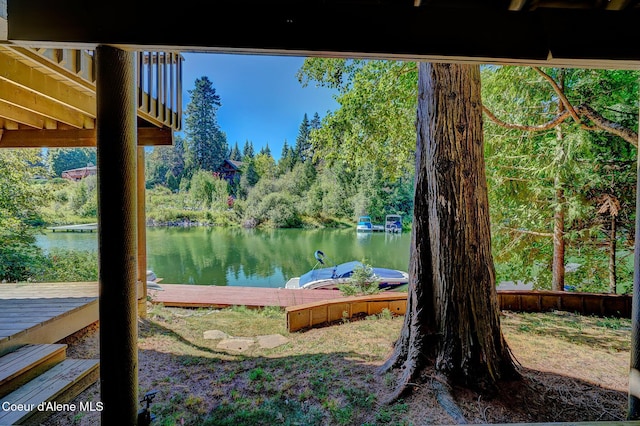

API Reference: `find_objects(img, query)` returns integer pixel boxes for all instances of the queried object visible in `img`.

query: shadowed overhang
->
[3,0,640,70]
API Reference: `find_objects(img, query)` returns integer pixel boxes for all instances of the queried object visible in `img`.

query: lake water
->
[36,227,411,287]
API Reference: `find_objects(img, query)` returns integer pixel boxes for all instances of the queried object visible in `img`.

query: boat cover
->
[299,261,405,287]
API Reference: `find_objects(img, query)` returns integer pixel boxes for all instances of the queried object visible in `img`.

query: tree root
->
[432,377,468,424]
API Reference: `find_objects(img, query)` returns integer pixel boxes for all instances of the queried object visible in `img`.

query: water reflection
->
[38,227,411,287]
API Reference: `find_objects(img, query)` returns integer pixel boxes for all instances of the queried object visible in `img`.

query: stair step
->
[0,344,67,398]
[0,358,99,425]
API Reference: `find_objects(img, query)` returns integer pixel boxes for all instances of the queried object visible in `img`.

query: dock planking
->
[0,282,632,342]
[148,284,346,308]
[48,223,98,232]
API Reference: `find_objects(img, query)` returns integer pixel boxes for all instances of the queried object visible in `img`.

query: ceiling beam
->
[0,127,173,148]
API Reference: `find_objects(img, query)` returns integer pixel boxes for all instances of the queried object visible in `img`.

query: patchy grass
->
[43,306,631,426]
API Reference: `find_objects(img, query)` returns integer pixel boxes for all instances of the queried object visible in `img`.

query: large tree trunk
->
[379,63,519,402]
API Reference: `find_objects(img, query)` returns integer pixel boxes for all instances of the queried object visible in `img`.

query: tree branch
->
[483,103,638,148]
[498,226,554,237]
[575,104,638,147]
[482,106,571,132]
[532,67,583,124]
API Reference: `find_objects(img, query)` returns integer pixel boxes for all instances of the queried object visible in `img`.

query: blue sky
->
[180,52,339,159]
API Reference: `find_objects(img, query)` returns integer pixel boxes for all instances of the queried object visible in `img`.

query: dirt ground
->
[41,309,630,425]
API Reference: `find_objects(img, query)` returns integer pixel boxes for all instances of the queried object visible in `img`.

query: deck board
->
[149,284,346,308]
[0,283,99,356]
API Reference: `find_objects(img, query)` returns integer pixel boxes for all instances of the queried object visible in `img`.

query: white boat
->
[284,251,409,290]
[385,214,402,233]
[356,215,373,232]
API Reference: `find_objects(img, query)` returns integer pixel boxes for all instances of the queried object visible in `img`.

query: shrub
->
[339,261,380,296]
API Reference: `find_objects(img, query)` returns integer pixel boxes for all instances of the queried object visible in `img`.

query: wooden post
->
[629,108,640,419]
[137,147,148,318]
[95,45,139,425]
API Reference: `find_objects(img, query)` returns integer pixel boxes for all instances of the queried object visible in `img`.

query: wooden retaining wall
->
[286,293,408,332]
[497,290,632,318]
[286,290,632,332]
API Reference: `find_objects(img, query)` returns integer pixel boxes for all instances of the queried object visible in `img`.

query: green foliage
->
[188,170,222,210]
[71,176,98,217]
[0,150,48,281]
[298,59,416,180]
[146,137,186,189]
[294,113,313,163]
[339,261,380,296]
[253,152,277,181]
[184,76,229,175]
[36,249,98,282]
[482,65,639,292]
[246,191,301,228]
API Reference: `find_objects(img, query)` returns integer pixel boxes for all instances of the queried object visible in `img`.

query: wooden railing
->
[3,46,183,132]
[137,51,183,130]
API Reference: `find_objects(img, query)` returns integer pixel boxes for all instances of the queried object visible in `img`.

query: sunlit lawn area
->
[43,305,631,425]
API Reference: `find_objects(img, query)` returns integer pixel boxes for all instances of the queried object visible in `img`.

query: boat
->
[146,270,164,291]
[385,214,402,233]
[356,215,373,232]
[284,250,409,290]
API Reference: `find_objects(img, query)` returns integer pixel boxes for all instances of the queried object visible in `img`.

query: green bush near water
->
[36,249,98,282]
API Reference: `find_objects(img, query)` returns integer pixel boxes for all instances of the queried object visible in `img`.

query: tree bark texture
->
[380,63,519,397]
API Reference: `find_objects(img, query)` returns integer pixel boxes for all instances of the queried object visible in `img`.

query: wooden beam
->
[0,127,173,148]
[0,99,47,128]
[0,48,96,117]
[0,79,89,128]
[5,46,96,91]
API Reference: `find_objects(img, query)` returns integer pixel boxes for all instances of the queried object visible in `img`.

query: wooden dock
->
[48,223,98,232]
[148,284,346,308]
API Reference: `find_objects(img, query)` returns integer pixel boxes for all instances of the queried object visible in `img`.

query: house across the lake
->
[61,165,98,181]
[219,159,242,183]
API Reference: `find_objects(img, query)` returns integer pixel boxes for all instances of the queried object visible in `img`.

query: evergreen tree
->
[242,140,255,159]
[294,113,312,163]
[146,135,186,190]
[239,158,259,198]
[229,142,242,161]
[278,140,295,174]
[184,76,228,174]
[259,143,272,157]
[310,112,321,130]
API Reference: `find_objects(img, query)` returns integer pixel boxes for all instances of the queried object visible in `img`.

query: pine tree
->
[229,142,242,161]
[184,76,228,174]
[242,140,255,159]
[294,113,312,162]
[259,143,272,157]
[278,140,295,174]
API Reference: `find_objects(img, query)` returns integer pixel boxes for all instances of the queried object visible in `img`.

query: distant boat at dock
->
[384,214,402,233]
[356,215,385,232]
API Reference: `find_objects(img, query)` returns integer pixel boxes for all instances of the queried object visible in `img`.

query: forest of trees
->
[0,62,637,299]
